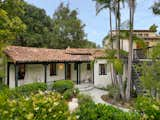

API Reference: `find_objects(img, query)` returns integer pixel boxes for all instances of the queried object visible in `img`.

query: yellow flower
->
[25,113,34,120]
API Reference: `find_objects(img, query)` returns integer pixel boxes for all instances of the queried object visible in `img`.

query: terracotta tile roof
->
[112,30,155,32]
[4,46,105,63]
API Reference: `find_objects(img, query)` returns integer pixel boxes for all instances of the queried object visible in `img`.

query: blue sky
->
[25,0,160,46]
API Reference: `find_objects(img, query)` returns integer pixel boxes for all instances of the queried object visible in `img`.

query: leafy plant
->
[106,84,120,100]
[52,80,74,93]
[135,96,160,120]
[77,94,94,105]
[0,91,76,120]
[15,82,47,96]
[63,88,79,100]
[76,102,140,120]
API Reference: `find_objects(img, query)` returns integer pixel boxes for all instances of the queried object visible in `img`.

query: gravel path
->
[81,88,130,112]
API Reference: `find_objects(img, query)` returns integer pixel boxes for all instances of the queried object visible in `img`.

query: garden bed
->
[101,94,135,109]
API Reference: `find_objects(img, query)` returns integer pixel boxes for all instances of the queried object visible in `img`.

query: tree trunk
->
[109,8,117,85]
[117,1,125,100]
[126,0,134,101]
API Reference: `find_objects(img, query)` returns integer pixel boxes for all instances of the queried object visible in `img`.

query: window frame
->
[50,63,57,76]
[99,64,107,75]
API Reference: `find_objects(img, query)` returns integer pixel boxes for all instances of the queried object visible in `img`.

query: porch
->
[7,62,94,88]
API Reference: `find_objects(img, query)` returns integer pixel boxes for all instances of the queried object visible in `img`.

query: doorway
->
[66,64,71,80]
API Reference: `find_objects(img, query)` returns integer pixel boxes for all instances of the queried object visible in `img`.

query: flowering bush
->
[0,91,76,120]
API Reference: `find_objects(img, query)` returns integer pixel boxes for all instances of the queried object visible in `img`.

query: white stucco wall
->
[8,63,94,88]
[47,63,65,82]
[9,64,15,88]
[80,63,93,84]
[94,59,111,88]
[9,64,66,88]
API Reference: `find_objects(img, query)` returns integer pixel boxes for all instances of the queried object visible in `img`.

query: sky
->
[24,0,160,46]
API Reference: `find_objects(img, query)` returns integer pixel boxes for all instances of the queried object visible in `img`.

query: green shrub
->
[63,88,79,100]
[52,80,74,93]
[0,83,8,91]
[77,94,94,105]
[76,102,140,120]
[0,83,47,100]
[15,82,47,96]
[0,91,76,120]
[106,84,120,99]
[135,96,160,120]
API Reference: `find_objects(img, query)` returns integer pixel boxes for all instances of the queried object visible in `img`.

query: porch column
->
[7,63,10,87]
[77,63,81,84]
[65,63,67,80]
[14,64,18,87]
[76,63,78,84]
[92,63,94,84]
[44,64,47,83]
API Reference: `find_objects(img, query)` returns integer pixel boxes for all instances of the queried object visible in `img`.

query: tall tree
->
[151,1,160,15]
[126,0,136,101]
[149,24,158,32]
[9,1,96,48]
[95,0,113,48]
[52,3,96,49]
[95,0,117,85]
[115,0,125,100]
[0,0,26,79]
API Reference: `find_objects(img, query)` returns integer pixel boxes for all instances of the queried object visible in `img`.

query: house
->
[4,46,115,88]
[105,30,160,51]
[105,30,160,59]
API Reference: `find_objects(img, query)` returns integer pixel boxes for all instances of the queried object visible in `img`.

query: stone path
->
[81,88,130,112]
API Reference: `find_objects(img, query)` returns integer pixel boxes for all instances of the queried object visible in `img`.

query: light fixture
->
[59,64,64,70]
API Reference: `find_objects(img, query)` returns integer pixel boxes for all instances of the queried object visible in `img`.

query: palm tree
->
[126,0,136,101]
[95,0,117,85]
[95,0,114,48]
[114,0,126,100]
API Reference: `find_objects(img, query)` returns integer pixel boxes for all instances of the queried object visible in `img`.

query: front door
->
[67,64,71,79]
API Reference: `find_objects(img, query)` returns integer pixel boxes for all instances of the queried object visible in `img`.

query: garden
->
[0,80,159,120]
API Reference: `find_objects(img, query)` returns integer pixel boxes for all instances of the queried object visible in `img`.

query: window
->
[18,64,25,80]
[99,64,107,75]
[50,63,56,76]
[87,63,91,70]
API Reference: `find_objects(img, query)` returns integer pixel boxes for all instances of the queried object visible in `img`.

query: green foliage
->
[106,84,120,99]
[52,80,74,93]
[138,45,160,98]
[63,88,79,100]
[149,24,158,32]
[15,82,47,96]
[77,94,94,105]
[0,91,75,120]
[0,82,8,91]
[113,59,123,74]
[0,1,26,42]
[0,82,47,100]
[10,2,96,48]
[135,97,160,120]
[152,2,160,15]
[76,102,140,120]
